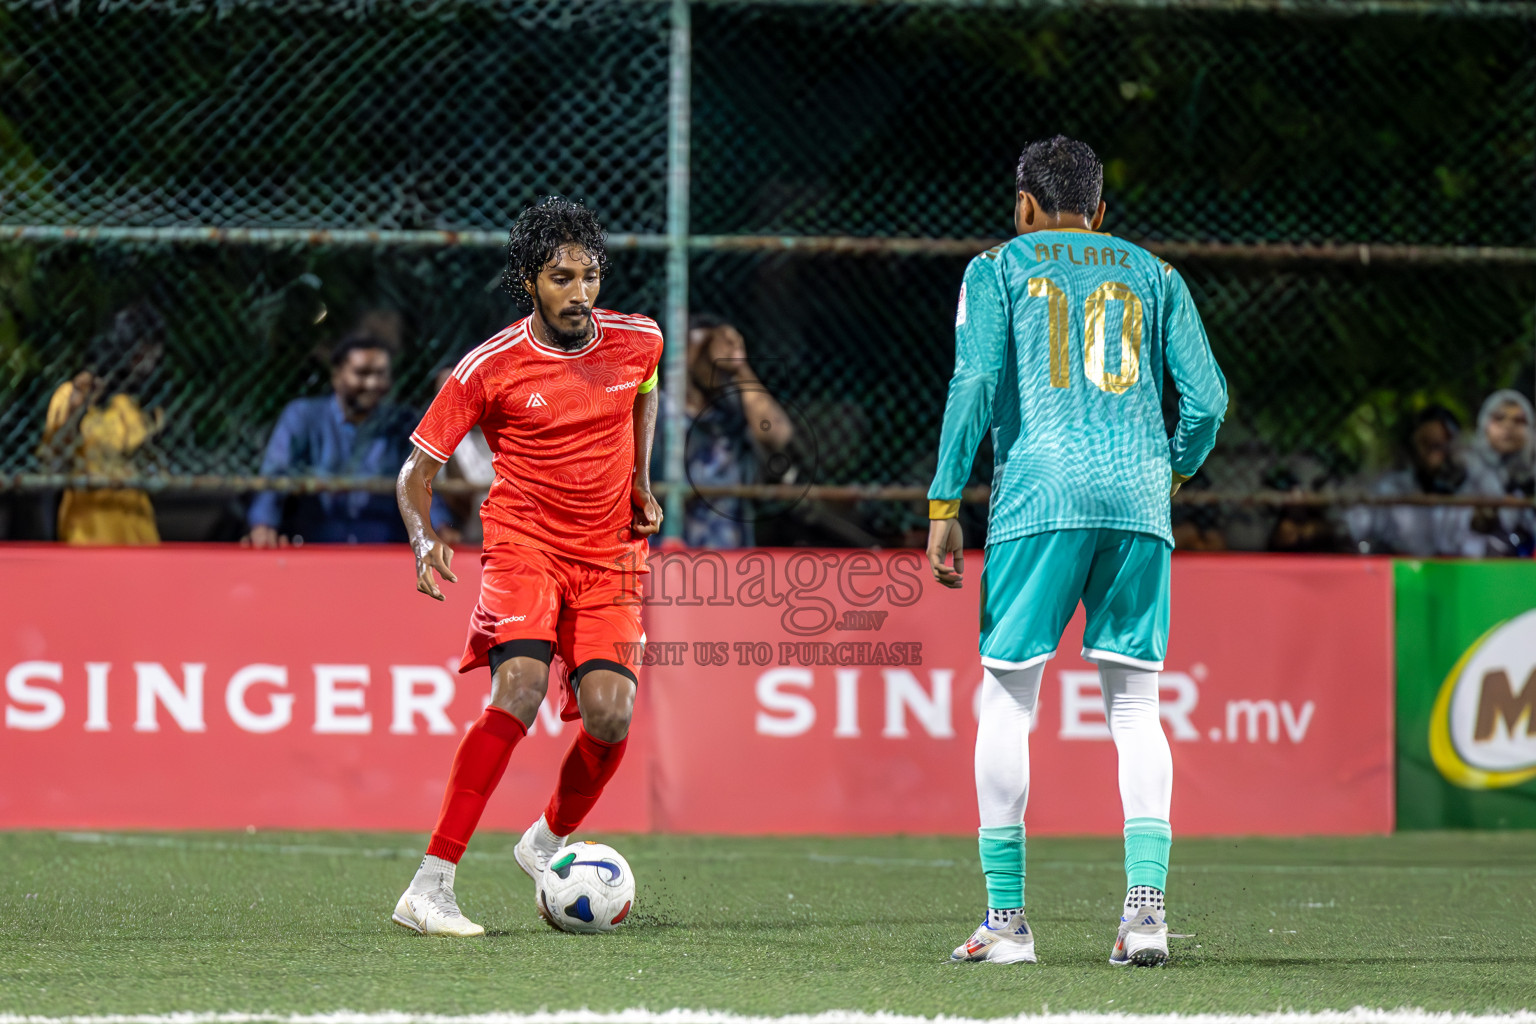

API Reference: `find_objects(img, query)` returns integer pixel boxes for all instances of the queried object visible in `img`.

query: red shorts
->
[460,544,644,719]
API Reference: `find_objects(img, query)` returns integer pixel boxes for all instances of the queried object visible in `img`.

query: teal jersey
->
[928,229,1227,546]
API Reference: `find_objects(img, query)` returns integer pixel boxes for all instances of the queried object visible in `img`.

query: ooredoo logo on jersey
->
[1430,608,1536,789]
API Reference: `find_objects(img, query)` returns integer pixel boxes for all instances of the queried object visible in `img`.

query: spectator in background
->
[670,314,795,548]
[1168,470,1227,551]
[1472,389,1536,555]
[428,364,496,545]
[245,334,436,546]
[1264,462,1347,553]
[39,304,166,544]
[1347,404,1508,557]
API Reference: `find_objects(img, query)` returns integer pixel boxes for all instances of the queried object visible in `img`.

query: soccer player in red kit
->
[390,197,663,936]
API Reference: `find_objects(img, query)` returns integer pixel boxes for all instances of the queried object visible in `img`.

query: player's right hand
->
[927,518,965,589]
[414,536,458,601]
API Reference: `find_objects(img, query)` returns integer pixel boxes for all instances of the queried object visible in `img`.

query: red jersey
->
[411,309,663,570]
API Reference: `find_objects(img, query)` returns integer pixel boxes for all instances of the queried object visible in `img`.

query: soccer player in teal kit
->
[927,137,1227,966]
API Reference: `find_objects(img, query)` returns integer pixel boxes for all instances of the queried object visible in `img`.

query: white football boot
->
[950,912,1037,964]
[391,884,485,937]
[514,816,568,927]
[513,815,567,883]
[1110,904,1169,966]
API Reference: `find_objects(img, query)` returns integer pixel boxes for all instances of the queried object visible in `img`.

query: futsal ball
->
[538,841,635,934]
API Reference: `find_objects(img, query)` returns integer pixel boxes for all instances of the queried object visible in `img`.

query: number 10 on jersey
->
[1028,277,1144,395]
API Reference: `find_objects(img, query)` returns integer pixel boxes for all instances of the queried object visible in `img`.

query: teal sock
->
[978,824,1025,908]
[1123,817,1172,891]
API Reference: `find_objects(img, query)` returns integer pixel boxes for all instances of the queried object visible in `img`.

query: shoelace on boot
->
[422,886,463,918]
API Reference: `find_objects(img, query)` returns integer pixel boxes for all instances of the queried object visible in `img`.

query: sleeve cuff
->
[410,432,451,463]
[636,367,659,394]
[929,499,961,520]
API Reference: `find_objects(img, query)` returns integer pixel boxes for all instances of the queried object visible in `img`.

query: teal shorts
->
[979,529,1171,671]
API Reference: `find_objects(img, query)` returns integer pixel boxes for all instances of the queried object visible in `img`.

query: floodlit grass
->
[0,831,1532,1016]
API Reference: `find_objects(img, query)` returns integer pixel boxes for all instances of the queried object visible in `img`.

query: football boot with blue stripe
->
[950,912,1037,964]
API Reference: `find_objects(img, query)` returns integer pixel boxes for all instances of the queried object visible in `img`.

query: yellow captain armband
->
[1170,472,1192,497]
[636,367,659,394]
[929,499,961,520]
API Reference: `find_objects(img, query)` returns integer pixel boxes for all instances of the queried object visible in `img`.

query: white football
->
[538,841,635,934]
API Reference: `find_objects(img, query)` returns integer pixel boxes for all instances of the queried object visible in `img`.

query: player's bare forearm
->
[630,388,663,537]
[396,447,457,600]
[632,387,658,490]
[396,448,441,545]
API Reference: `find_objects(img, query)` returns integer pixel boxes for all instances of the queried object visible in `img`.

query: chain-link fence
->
[2,0,1533,547]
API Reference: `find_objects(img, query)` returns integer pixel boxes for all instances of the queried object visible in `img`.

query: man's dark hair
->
[1015,135,1103,220]
[89,302,164,365]
[329,332,392,369]
[502,196,611,314]
[1409,404,1461,441]
[689,312,728,334]
[87,302,166,389]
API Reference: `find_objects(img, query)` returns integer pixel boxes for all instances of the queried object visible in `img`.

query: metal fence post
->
[662,0,692,540]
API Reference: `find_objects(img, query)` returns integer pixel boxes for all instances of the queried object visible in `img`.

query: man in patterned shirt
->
[391,197,663,936]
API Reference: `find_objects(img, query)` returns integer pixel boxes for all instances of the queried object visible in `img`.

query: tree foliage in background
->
[0,0,1531,502]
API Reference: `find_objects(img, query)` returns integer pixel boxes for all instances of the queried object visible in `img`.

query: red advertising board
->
[642,549,1396,835]
[0,546,1394,835]
[0,545,651,833]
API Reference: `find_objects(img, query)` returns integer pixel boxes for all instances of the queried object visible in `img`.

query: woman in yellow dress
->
[39,305,166,545]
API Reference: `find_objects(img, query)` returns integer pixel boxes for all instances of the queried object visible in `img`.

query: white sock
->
[987,906,1025,929]
[1097,662,1173,821]
[1124,885,1164,914]
[530,814,564,854]
[409,854,456,893]
[974,663,1044,828]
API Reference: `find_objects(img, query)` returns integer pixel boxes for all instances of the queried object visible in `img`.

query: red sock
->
[426,706,526,863]
[544,729,628,836]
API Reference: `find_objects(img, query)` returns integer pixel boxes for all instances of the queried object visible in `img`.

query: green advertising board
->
[1396,560,1536,829]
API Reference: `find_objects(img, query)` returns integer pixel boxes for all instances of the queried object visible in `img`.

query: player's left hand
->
[927,517,965,588]
[631,483,663,538]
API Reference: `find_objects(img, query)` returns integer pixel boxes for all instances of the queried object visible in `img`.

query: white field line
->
[51,833,1536,877]
[1,1010,1535,1024]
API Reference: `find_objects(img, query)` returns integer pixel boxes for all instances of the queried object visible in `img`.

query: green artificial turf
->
[0,830,1532,1016]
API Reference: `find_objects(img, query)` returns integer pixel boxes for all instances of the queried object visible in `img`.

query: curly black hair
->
[501,196,611,314]
[1016,135,1103,220]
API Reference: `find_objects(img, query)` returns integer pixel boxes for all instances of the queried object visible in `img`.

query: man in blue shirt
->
[246,335,430,545]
